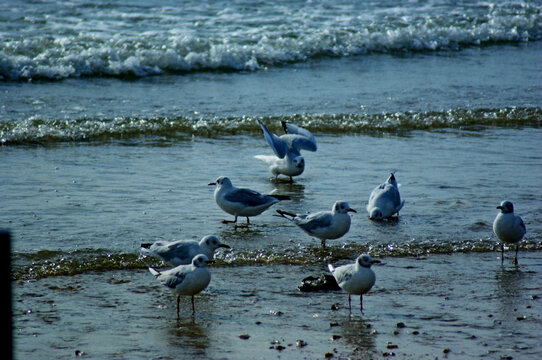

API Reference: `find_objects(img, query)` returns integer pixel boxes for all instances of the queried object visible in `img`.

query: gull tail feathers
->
[275,209,297,219]
[254,155,277,164]
[148,267,161,277]
[140,243,153,249]
[269,194,291,201]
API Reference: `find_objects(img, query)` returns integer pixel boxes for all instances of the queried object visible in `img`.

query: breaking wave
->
[1,0,541,81]
[12,237,542,280]
[2,107,541,145]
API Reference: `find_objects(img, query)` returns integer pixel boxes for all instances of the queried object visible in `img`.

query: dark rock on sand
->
[298,274,340,292]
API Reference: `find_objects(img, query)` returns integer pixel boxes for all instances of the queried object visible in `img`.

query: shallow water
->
[14,253,542,360]
[6,128,542,359]
[4,0,542,359]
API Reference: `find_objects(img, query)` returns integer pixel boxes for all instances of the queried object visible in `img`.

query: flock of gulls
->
[142,121,528,318]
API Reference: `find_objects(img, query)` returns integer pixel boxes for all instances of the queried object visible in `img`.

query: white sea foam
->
[0,0,540,81]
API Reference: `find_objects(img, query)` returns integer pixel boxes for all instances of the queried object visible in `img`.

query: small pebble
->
[393,330,399,335]
[386,342,398,349]
[396,322,406,328]
[516,315,526,321]
[411,330,419,335]
[331,335,342,341]
[530,294,539,300]
[330,303,339,311]
[296,339,308,348]
[238,334,250,340]
[443,348,451,354]
[382,352,396,357]
[324,352,334,358]
[74,350,84,356]
[329,322,340,328]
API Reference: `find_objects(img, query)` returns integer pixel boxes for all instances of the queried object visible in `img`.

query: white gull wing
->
[281,121,317,153]
[293,212,334,234]
[367,182,404,218]
[149,262,211,296]
[258,120,288,158]
[224,187,280,208]
[282,121,317,151]
[150,239,200,265]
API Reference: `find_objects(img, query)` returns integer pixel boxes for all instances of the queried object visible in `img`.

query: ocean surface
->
[3,0,542,359]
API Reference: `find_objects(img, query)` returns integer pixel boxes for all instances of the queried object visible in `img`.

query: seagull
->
[141,235,230,266]
[493,200,526,265]
[254,120,317,182]
[149,254,212,319]
[276,201,356,247]
[328,254,380,313]
[209,176,290,224]
[367,173,405,220]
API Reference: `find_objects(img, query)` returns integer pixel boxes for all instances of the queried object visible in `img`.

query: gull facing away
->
[149,254,212,319]
[209,176,290,224]
[254,120,317,182]
[141,235,230,266]
[367,173,405,220]
[328,254,380,313]
[276,201,356,248]
[493,200,526,265]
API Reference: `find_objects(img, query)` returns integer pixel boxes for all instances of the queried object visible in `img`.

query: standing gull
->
[367,173,405,220]
[149,254,212,319]
[493,200,526,265]
[276,201,356,248]
[141,235,230,266]
[255,120,317,182]
[209,176,290,224]
[328,254,380,313]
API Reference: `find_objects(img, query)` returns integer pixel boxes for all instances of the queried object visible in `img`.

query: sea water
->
[2,1,542,359]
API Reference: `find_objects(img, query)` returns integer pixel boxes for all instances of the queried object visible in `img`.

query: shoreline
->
[14,251,542,359]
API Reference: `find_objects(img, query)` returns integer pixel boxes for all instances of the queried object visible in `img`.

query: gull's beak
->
[206,259,215,264]
[347,208,357,213]
[371,259,381,264]
[219,244,231,249]
[208,182,216,186]
[496,205,503,210]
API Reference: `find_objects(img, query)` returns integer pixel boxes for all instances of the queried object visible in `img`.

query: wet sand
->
[14,251,542,359]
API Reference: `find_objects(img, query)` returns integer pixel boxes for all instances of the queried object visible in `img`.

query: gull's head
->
[497,200,514,214]
[333,201,357,214]
[357,254,380,268]
[208,176,232,188]
[201,235,231,251]
[294,156,305,169]
[369,207,383,220]
[192,254,212,268]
